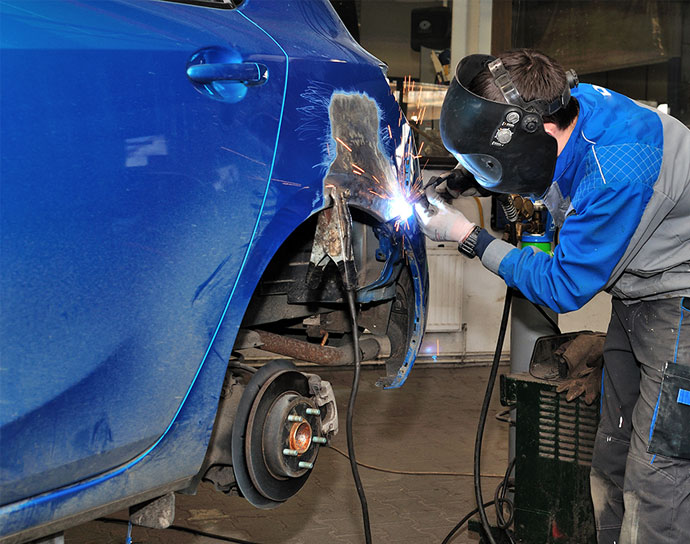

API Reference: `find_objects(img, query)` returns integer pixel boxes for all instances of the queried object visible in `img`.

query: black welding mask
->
[440,54,578,198]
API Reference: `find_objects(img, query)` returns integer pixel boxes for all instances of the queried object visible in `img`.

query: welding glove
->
[430,165,492,203]
[414,185,476,243]
[555,332,606,405]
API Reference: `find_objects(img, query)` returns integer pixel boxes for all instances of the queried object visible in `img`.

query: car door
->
[0,0,286,504]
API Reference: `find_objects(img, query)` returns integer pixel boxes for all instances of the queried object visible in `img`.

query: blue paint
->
[0,0,428,538]
[677,389,690,406]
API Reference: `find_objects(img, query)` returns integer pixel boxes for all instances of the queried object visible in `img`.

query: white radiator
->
[425,244,464,332]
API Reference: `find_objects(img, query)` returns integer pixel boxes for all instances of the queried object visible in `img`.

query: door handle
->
[186,62,268,86]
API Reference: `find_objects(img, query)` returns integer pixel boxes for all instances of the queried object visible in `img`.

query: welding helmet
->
[440,54,578,198]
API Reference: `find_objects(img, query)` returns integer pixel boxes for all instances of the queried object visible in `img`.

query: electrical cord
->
[327,445,504,478]
[494,457,516,530]
[440,500,495,544]
[473,287,514,544]
[96,517,262,544]
[440,456,516,544]
[529,301,561,335]
[345,287,372,544]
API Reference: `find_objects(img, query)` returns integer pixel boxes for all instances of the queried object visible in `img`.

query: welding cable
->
[441,456,515,543]
[529,301,562,335]
[345,287,373,544]
[327,445,505,478]
[493,457,516,530]
[440,500,495,544]
[96,517,262,544]
[473,287,515,544]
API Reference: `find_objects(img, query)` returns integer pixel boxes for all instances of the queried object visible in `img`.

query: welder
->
[414,49,690,544]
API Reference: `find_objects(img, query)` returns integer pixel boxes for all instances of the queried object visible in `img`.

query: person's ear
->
[543,122,559,137]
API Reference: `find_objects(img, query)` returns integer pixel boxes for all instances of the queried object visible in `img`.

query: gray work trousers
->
[590,297,690,544]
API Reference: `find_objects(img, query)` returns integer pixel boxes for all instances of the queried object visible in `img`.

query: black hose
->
[473,287,513,544]
[494,457,516,530]
[440,500,495,544]
[529,301,561,335]
[345,287,372,544]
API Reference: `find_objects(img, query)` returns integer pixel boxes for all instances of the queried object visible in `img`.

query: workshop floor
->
[65,364,510,544]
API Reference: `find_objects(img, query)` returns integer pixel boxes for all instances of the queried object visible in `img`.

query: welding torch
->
[413,167,519,224]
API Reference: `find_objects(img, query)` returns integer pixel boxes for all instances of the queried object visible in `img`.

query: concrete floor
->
[64,363,510,544]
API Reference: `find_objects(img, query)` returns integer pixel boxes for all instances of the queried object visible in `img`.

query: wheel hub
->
[231,360,334,508]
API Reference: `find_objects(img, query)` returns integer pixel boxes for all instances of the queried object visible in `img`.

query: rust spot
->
[289,421,312,454]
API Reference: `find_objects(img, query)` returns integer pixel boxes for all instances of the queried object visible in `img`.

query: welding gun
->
[414,167,520,227]
[412,165,491,208]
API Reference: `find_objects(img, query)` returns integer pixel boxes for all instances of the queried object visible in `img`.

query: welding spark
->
[387,125,392,140]
[419,106,427,125]
[335,137,352,152]
[368,189,387,199]
[388,194,414,222]
[220,146,266,166]
[351,163,365,175]
[272,178,302,187]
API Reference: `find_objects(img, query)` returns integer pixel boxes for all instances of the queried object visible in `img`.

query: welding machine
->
[469,333,599,543]
[501,363,598,541]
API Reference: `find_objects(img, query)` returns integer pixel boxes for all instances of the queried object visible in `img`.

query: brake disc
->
[231,359,328,508]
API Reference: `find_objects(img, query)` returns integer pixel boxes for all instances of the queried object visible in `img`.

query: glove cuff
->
[450,219,476,243]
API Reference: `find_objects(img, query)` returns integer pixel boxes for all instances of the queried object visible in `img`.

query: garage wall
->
[359,0,433,79]
[359,0,493,80]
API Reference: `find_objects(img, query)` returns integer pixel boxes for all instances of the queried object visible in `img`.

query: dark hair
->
[469,48,579,130]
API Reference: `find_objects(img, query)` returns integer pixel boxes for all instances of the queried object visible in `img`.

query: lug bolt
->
[298,461,314,470]
[305,408,320,416]
[283,448,299,457]
[312,436,328,444]
[287,415,304,422]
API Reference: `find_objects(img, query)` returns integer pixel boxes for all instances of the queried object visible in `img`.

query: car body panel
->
[0,0,288,506]
[0,0,428,539]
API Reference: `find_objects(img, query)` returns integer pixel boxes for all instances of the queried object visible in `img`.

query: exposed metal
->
[307,186,358,292]
[252,329,383,365]
[229,361,336,509]
[244,371,321,498]
[305,374,338,437]
[232,329,264,350]
[324,93,422,223]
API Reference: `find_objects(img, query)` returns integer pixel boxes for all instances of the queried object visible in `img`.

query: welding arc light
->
[389,194,414,221]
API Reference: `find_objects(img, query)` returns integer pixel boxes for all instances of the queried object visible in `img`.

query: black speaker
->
[410,6,451,52]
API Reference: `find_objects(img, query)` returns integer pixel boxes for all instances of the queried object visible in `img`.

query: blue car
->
[0,0,428,541]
